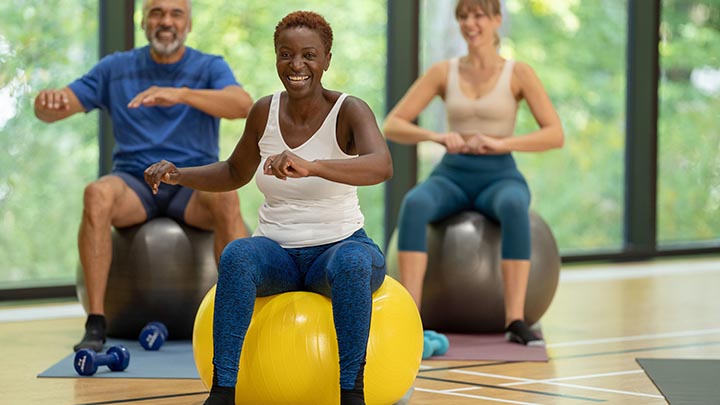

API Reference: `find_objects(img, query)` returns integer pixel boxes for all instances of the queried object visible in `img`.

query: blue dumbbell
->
[74,345,130,376]
[139,321,168,351]
[422,330,449,359]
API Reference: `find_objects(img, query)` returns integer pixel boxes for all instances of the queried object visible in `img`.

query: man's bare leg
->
[184,190,248,262]
[76,175,146,351]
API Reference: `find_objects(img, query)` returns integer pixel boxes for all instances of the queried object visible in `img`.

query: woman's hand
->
[441,132,469,154]
[466,134,509,154]
[263,151,313,180]
[144,160,181,194]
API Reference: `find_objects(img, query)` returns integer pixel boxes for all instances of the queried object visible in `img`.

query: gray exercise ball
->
[387,210,560,333]
[76,217,217,339]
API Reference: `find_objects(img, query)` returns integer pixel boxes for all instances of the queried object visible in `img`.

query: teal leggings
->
[398,153,531,260]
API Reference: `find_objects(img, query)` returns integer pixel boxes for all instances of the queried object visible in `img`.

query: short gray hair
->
[142,0,192,19]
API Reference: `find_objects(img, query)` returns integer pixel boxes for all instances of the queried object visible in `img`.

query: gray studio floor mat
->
[637,358,720,404]
[38,339,199,379]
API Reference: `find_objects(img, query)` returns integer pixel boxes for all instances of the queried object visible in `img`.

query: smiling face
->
[142,0,191,58]
[455,2,502,48]
[275,27,331,97]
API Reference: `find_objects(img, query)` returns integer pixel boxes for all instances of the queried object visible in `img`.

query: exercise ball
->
[387,210,560,333]
[193,276,423,405]
[76,217,217,339]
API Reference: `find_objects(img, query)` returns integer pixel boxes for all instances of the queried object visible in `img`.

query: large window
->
[0,1,98,286]
[3,1,718,296]
[133,0,388,245]
[658,1,720,247]
[419,0,628,254]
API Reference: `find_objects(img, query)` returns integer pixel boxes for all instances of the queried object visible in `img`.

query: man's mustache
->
[153,27,177,38]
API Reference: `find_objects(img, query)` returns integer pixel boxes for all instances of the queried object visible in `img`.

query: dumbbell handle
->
[75,351,117,375]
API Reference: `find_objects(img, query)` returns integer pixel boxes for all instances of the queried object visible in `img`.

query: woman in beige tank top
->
[384,0,564,346]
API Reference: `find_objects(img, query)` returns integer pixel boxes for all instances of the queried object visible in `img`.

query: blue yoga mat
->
[38,339,199,379]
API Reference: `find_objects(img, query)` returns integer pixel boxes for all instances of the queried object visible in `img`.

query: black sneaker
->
[505,320,545,346]
[73,328,106,352]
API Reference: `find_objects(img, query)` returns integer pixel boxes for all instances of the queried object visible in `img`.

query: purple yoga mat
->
[429,333,549,362]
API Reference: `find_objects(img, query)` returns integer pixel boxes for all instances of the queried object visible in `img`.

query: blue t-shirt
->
[69,46,240,177]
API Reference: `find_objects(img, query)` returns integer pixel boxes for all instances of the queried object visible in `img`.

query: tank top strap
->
[317,93,349,136]
[446,58,460,98]
[269,91,281,118]
[328,93,349,118]
[498,59,515,94]
[263,91,282,136]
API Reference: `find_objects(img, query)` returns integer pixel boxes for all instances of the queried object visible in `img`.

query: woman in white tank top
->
[145,11,392,405]
[384,0,564,346]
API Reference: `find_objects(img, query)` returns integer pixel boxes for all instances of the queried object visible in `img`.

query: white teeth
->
[288,75,309,81]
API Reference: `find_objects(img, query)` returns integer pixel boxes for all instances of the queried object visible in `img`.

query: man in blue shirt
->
[34,0,253,352]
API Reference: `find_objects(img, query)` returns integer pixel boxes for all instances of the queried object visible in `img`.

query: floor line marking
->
[547,328,720,348]
[552,340,720,359]
[451,369,663,399]
[522,381,663,399]
[417,375,603,402]
[502,369,644,384]
[414,388,544,405]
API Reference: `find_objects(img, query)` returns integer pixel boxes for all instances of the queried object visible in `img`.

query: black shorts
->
[113,171,194,224]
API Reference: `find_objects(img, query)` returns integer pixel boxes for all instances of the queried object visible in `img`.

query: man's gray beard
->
[146,27,188,57]
[149,37,183,56]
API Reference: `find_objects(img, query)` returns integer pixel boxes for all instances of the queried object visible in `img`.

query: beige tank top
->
[444,57,518,137]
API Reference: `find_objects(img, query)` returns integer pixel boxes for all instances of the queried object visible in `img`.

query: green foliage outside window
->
[0,1,98,284]
[658,0,720,245]
[1,0,718,286]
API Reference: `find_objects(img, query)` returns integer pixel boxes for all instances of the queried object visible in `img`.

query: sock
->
[73,314,107,352]
[203,386,235,405]
[505,319,544,346]
[340,389,364,405]
[86,314,106,332]
[340,367,365,405]
[203,366,236,405]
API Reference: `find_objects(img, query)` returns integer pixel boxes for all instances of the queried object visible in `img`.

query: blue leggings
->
[212,229,386,390]
[398,154,531,260]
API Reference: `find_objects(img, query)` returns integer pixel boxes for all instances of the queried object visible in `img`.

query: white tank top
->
[253,92,364,248]
[445,58,519,137]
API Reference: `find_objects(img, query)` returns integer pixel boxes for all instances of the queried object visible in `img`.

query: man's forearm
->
[182,86,253,119]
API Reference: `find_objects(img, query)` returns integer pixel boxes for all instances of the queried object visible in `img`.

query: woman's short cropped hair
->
[274,11,333,54]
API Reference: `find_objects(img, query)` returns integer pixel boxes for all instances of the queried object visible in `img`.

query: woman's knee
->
[497,197,529,218]
[400,188,436,219]
[329,242,375,279]
[488,186,529,218]
[218,237,267,276]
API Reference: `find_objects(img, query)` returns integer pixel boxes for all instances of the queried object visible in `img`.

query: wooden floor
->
[3,257,720,404]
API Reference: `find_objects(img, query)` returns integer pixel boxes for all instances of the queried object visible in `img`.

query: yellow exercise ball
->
[193,275,422,405]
